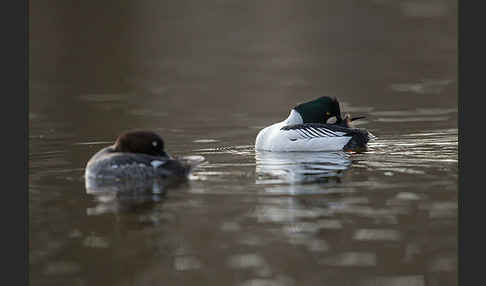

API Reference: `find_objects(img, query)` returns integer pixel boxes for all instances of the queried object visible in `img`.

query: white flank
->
[255,109,352,152]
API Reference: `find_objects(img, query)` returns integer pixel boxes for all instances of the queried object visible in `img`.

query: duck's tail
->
[177,155,206,175]
[367,131,377,141]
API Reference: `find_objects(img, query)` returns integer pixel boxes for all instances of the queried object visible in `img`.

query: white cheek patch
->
[151,160,165,168]
[326,116,337,124]
[152,141,158,147]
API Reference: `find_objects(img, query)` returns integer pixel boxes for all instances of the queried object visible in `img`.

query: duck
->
[85,130,203,182]
[255,96,375,152]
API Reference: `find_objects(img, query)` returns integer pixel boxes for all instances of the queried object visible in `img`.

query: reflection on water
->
[86,177,167,195]
[255,151,351,185]
[85,178,169,215]
[29,120,458,286]
[30,0,456,285]
[255,151,353,195]
[400,1,450,18]
[364,129,458,177]
[373,107,457,123]
[390,79,453,95]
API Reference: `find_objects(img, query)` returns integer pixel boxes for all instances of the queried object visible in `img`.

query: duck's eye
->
[152,141,158,147]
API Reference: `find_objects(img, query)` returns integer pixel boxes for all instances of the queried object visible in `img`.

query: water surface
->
[30,1,457,285]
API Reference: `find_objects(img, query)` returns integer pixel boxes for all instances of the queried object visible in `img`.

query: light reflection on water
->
[29,0,456,284]
[29,113,458,285]
[29,124,451,285]
[363,129,458,177]
[84,178,168,216]
[255,151,351,185]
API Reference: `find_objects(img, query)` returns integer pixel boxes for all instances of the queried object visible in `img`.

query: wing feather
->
[281,123,350,140]
[310,127,337,137]
[305,127,322,137]
[295,129,309,139]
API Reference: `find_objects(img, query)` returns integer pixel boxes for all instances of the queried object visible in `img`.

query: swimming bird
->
[85,130,203,182]
[255,96,375,152]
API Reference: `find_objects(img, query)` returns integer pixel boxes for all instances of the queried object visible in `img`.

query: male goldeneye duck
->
[255,96,375,152]
[85,130,201,181]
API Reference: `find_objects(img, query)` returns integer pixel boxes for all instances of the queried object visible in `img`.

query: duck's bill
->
[350,116,366,121]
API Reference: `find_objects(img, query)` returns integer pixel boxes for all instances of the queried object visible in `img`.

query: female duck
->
[255,96,375,152]
[85,130,201,181]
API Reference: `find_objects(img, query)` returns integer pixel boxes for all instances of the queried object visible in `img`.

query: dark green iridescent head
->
[294,96,342,124]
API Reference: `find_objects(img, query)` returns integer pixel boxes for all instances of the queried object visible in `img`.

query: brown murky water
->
[30,1,457,285]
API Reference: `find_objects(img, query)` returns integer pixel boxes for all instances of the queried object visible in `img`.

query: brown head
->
[113,130,168,157]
